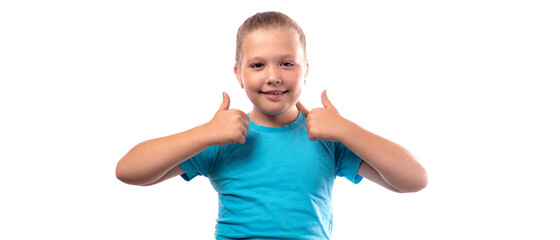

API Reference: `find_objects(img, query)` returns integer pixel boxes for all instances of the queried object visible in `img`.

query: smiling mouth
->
[260,90,288,95]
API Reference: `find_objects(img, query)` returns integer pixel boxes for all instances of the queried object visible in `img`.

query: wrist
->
[335,117,358,143]
[193,123,219,148]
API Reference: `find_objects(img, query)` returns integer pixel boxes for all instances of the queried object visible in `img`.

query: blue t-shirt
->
[179,112,363,239]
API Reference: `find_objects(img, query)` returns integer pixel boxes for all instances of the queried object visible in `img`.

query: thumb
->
[219,92,230,111]
[321,90,334,109]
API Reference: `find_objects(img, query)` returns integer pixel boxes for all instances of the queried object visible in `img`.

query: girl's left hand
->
[306,90,348,142]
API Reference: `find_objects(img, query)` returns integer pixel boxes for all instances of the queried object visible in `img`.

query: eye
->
[281,62,294,67]
[250,63,264,68]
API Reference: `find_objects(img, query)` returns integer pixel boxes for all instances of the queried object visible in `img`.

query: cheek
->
[292,81,304,96]
[286,71,305,88]
[241,72,259,89]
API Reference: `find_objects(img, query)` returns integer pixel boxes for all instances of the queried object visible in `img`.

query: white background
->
[1,0,559,239]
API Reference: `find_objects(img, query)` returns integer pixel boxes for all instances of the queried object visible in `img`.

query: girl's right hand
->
[204,92,249,146]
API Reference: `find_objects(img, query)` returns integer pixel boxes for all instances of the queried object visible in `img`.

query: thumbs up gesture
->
[205,92,249,145]
[306,90,347,142]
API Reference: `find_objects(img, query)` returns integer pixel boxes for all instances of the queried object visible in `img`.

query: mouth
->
[260,90,289,95]
[260,90,289,100]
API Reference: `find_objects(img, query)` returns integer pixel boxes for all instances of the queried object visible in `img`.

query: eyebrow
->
[245,55,297,63]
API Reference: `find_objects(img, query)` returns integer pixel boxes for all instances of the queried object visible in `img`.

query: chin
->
[255,103,296,116]
[248,92,300,116]
[259,108,289,116]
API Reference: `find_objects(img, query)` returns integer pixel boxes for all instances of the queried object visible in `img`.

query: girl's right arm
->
[116,92,249,186]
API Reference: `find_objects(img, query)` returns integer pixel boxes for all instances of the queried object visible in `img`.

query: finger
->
[308,135,317,141]
[321,90,334,109]
[237,134,247,144]
[308,128,317,141]
[242,112,250,121]
[241,127,248,138]
[305,119,314,141]
[219,92,230,111]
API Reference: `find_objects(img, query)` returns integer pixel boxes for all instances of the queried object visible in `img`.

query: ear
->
[234,65,244,89]
[305,61,309,78]
[304,60,309,84]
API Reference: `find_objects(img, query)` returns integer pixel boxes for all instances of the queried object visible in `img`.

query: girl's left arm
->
[306,91,427,193]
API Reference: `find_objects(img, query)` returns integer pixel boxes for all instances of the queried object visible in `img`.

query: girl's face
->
[235,28,308,119]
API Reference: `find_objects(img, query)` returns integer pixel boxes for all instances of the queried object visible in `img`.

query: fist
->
[206,92,249,145]
[306,90,346,142]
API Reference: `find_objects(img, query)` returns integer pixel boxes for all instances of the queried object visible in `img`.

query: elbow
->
[115,162,132,184]
[399,157,428,193]
[394,182,427,194]
[403,178,427,193]
[115,160,142,186]
[115,160,157,186]
[416,167,429,191]
[115,145,149,186]
[396,169,428,193]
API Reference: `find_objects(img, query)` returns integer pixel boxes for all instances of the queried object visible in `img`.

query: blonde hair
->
[235,11,309,116]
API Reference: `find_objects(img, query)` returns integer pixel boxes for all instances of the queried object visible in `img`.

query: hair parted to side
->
[235,11,309,117]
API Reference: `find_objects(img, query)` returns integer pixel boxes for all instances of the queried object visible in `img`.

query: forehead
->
[241,28,304,59]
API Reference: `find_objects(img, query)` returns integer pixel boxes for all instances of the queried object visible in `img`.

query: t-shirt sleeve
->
[334,142,364,184]
[178,145,218,181]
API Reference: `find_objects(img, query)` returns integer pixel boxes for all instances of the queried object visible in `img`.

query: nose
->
[266,66,281,85]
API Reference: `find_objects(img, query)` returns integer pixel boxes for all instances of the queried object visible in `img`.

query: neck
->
[249,106,300,127]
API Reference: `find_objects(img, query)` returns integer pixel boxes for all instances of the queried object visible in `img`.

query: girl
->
[116,11,427,239]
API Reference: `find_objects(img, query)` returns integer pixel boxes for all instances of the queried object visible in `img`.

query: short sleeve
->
[179,145,218,181]
[334,142,363,184]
